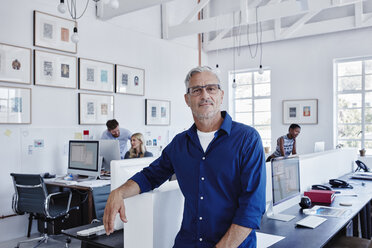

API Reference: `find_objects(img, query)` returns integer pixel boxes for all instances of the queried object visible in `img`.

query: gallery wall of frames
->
[0,10,170,126]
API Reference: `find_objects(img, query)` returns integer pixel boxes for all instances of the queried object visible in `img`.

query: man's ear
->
[184,94,190,107]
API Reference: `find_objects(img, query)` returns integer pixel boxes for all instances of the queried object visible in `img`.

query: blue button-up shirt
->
[130,111,266,248]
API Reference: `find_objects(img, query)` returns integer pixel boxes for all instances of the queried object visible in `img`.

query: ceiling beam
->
[166,0,366,39]
[205,13,372,51]
[181,0,210,24]
[354,2,363,27]
[280,11,319,38]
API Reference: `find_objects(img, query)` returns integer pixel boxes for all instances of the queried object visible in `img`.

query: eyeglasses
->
[187,84,221,96]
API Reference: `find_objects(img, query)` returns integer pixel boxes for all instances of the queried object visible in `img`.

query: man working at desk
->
[101,119,131,159]
[103,66,266,248]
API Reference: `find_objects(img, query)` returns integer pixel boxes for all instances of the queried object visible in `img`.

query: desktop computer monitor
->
[99,140,120,171]
[67,140,102,179]
[266,156,300,221]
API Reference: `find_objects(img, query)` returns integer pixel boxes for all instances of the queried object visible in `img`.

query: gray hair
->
[184,66,220,92]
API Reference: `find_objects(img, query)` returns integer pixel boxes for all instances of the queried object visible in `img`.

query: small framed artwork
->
[79,58,114,93]
[145,99,170,126]
[0,86,31,124]
[34,11,77,54]
[0,43,31,85]
[283,99,318,124]
[34,50,77,89]
[115,64,145,95]
[79,93,114,125]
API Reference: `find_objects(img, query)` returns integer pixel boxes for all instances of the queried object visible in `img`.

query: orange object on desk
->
[304,190,336,204]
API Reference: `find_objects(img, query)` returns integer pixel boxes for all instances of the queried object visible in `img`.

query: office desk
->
[62,222,123,248]
[260,175,372,247]
[45,179,110,224]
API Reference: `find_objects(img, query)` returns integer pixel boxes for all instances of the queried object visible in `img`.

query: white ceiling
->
[97,0,372,52]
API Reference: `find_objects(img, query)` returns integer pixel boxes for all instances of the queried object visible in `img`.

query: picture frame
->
[283,99,318,124]
[34,50,77,89]
[34,10,77,54]
[115,64,145,95]
[0,43,31,85]
[145,99,170,126]
[0,86,31,124]
[79,58,114,93]
[79,93,114,125]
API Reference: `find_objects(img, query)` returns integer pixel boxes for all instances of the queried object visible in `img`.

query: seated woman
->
[266,123,301,162]
[124,133,153,159]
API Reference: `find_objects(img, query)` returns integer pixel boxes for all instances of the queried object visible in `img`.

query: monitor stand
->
[265,201,296,222]
[71,174,97,182]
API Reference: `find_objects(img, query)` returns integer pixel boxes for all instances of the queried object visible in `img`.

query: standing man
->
[103,66,266,247]
[101,119,131,159]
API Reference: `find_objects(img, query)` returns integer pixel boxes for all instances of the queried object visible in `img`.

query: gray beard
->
[193,108,219,121]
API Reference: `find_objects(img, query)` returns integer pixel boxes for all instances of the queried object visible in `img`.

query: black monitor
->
[267,156,300,221]
[67,140,102,179]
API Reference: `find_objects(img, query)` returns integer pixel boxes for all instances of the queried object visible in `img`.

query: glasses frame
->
[187,84,221,96]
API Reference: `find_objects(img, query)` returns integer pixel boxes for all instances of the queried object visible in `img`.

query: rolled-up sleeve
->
[129,145,175,193]
[232,131,266,229]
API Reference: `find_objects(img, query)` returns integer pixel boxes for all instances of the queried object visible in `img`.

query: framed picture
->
[34,50,77,89]
[283,99,318,124]
[34,10,77,53]
[79,58,114,93]
[115,64,145,95]
[79,93,114,125]
[0,43,31,85]
[145,99,170,126]
[0,86,31,124]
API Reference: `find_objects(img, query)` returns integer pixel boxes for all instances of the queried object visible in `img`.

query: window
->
[335,58,372,154]
[230,69,271,150]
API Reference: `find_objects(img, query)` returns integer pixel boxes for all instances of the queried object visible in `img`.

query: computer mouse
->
[299,196,312,209]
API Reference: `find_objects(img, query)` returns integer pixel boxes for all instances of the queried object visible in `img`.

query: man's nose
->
[199,88,211,98]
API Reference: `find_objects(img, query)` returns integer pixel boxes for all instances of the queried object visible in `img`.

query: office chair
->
[91,185,110,221]
[11,173,75,248]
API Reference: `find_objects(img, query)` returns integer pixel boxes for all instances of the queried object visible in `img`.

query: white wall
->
[208,27,372,154]
[0,0,199,241]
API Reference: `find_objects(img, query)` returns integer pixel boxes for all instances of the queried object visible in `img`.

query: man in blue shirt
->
[103,66,266,247]
[101,119,131,159]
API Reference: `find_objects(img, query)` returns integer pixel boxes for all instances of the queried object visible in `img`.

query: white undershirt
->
[197,129,216,152]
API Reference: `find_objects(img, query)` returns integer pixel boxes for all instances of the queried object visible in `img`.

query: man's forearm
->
[215,223,252,248]
[118,179,141,199]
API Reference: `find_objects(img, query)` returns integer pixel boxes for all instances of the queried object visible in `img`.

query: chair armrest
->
[12,193,24,215]
[44,191,72,218]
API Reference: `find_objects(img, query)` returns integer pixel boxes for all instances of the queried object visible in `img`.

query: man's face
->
[290,127,301,138]
[184,71,224,120]
[109,126,120,138]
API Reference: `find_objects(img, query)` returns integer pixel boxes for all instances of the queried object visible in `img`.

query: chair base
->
[15,233,49,248]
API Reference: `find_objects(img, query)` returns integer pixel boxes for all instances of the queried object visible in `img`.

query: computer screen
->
[68,140,101,178]
[99,140,120,171]
[272,156,300,206]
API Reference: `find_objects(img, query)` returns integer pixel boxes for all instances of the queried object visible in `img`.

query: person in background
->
[124,133,153,159]
[266,123,301,162]
[101,119,131,159]
[103,66,266,248]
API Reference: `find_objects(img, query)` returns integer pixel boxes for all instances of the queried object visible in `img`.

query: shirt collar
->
[186,111,232,138]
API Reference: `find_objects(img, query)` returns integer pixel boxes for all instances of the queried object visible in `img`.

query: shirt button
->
[200,196,204,200]
[202,157,205,160]
[199,217,203,220]
[199,238,203,242]
[201,177,205,181]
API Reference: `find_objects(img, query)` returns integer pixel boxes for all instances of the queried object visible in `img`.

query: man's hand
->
[103,180,141,235]
[103,188,127,235]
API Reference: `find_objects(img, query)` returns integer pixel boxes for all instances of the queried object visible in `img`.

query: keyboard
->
[53,179,77,185]
[77,224,121,237]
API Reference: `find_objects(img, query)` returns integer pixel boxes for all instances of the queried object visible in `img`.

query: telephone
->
[311,184,332,191]
[329,179,353,189]
[355,160,369,172]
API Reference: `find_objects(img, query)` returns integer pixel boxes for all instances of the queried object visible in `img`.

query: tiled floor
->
[0,234,81,248]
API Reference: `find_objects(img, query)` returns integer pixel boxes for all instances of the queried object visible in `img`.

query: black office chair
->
[91,184,110,221]
[11,173,75,248]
